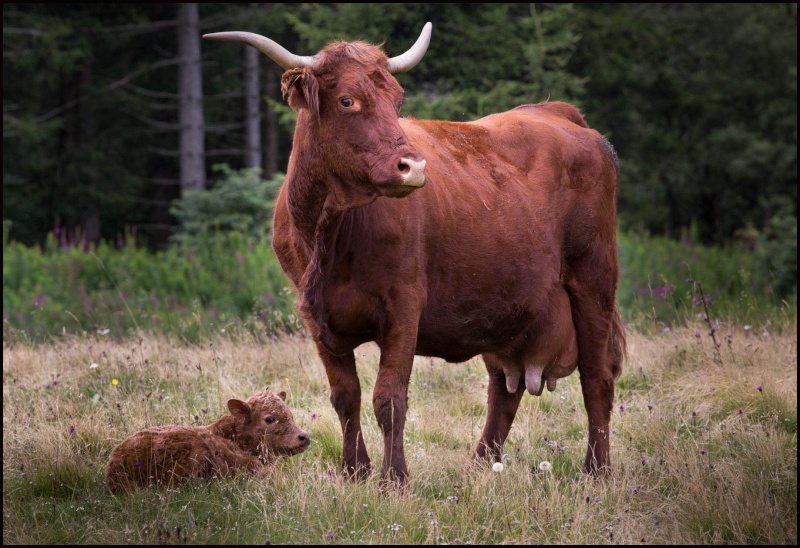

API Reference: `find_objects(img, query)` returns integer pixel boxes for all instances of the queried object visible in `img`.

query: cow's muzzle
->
[398,157,426,188]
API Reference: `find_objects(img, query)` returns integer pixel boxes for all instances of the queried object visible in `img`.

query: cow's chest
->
[320,280,377,337]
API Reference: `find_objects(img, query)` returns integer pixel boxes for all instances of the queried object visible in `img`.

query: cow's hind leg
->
[566,275,623,475]
[473,353,525,463]
[318,345,372,481]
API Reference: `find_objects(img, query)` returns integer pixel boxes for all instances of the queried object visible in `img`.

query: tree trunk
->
[178,3,205,193]
[79,58,101,243]
[263,63,280,175]
[243,45,262,170]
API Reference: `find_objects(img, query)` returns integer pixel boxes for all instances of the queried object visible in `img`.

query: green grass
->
[3,323,796,544]
[3,228,796,343]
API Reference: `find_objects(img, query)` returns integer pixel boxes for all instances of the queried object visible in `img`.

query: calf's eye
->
[265,417,275,424]
[340,98,354,108]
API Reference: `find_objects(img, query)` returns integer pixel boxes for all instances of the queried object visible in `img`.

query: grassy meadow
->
[3,320,796,544]
[3,225,797,543]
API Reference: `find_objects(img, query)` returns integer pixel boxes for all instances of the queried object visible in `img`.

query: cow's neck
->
[284,166,346,349]
[285,171,330,247]
[209,415,237,441]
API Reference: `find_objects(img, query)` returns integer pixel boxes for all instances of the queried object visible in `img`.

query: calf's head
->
[227,390,310,458]
[204,24,431,206]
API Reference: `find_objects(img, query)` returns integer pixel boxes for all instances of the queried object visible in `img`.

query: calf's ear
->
[227,399,251,417]
[277,391,287,402]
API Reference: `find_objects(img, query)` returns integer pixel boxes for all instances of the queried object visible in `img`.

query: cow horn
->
[202,31,318,70]
[386,22,432,74]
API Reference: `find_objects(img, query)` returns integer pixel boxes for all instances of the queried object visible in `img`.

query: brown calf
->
[105,391,309,493]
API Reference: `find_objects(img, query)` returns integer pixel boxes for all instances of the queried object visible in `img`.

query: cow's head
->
[204,24,431,206]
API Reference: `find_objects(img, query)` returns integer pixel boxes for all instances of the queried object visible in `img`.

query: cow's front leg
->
[318,345,371,481]
[373,322,418,486]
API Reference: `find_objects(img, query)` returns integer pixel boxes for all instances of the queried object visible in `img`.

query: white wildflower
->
[97,328,110,335]
[539,460,552,472]
[492,462,504,473]
[90,363,99,369]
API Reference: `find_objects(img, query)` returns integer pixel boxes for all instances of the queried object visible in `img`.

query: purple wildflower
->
[236,254,244,263]
[324,531,334,539]
[69,425,75,435]
[632,487,639,493]
[663,326,671,333]
[756,385,763,393]
[699,449,707,455]
[311,413,317,420]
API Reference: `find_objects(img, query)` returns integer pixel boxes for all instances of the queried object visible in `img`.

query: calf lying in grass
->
[105,390,309,493]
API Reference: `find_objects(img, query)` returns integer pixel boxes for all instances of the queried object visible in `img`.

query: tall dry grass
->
[2,321,796,544]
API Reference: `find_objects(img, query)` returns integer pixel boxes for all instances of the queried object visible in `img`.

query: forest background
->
[3,3,797,341]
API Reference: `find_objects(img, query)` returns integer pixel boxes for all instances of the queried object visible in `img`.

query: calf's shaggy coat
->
[105,390,309,493]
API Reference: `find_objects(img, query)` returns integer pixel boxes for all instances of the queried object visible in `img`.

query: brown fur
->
[105,391,309,493]
[264,36,625,483]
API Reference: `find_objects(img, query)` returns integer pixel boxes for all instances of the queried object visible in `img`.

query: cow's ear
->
[277,391,287,402]
[281,68,319,117]
[227,399,251,418]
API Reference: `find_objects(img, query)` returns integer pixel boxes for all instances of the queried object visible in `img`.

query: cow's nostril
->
[398,162,410,173]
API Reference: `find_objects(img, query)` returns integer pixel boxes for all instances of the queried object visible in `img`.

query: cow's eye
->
[265,417,275,424]
[340,97,354,108]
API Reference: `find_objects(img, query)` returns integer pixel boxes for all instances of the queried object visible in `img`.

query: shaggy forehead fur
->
[246,392,294,421]
[315,40,389,73]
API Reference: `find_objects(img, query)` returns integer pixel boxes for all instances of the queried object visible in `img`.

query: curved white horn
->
[203,31,317,70]
[386,22,432,75]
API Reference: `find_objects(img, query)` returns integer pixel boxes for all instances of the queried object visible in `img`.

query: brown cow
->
[204,23,625,484]
[105,390,310,493]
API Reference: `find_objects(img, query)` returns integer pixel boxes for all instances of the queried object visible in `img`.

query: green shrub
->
[2,229,298,343]
[616,228,795,331]
[3,220,794,342]
[170,165,284,245]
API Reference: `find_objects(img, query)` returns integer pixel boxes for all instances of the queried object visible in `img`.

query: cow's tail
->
[609,304,626,379]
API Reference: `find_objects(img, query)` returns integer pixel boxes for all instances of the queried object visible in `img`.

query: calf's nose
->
[298,433,311,446]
